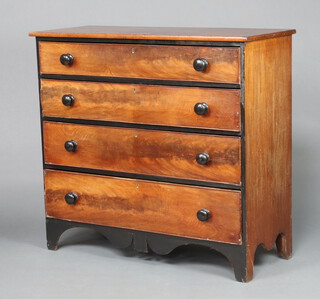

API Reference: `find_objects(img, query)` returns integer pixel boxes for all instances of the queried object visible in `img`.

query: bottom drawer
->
[44,170,242,244]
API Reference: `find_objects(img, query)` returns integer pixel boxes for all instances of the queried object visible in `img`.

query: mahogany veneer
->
[41,79,241,131]
[39,42,240,83]
[44,170,242,244]
[30,26,295,282]
[43,122,241,184]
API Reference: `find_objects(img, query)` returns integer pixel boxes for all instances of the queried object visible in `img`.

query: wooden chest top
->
[30,26,295,42]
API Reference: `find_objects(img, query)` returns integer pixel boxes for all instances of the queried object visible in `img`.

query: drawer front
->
[44,170,242,244]
[41,79,241,131]
[43,122,241,184]
[39,42,241,84]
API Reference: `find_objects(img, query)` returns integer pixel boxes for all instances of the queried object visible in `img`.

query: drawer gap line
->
[40,74,241,89]
[42,117,242,137]
[44,164,243,191]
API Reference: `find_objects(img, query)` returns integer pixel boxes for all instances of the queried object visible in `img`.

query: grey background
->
[0,0,319,298]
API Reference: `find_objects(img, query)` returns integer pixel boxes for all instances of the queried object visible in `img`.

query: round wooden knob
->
[60,54,74,66]
[196,152,210,165]
[194,102,209,115]
[64,140,78,152]
[197,209,211,221]
[65,192,78,204]
[62,94,75,106]
[193,58,208,72]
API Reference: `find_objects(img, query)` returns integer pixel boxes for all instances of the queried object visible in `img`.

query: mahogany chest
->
[30,26,295,281]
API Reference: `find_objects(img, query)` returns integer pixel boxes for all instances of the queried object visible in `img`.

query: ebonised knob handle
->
[197,208,211,221]
[60,54,74,66]
[62,94,75,106]
[64,140,78,152]
[65,192,78,204]
[193,58,208,72]
[196,152,210,165]
[194,102,209,115]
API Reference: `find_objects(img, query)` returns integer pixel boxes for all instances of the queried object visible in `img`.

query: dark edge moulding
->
[37,37,243,47]
[239,43,247,273]
[44,164,243,191]
[40,74,241,89]
[35,37,248,281]
[42,117,241,137]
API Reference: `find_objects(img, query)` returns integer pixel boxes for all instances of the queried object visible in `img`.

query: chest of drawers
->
[30,26,295,282]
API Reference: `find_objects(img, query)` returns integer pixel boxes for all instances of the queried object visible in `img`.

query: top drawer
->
[39,42,241,84]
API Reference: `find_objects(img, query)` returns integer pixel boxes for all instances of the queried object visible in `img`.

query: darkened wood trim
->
[239,44,247,253]
[37,37,243,47]
[40,74,241,89]
[36,39,45,170]
[44,164,243,191]
[46,217,247,281]
[42,117,241,137]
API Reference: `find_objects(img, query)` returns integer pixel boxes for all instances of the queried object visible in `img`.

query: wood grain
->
[244,36,293,281]
[41,79,241,131]
[43,122,241,184]
[30,26,296,42]
[39,42,241,84]
[44,170,242,243]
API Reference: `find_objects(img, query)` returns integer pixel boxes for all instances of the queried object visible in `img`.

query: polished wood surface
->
[43,122,241,184]
[30,26,296,42]
[44,170,242,243]
[39,42,241,84]
[31,27,296,282]
[41,79,241,131]
[244,36,293,281]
